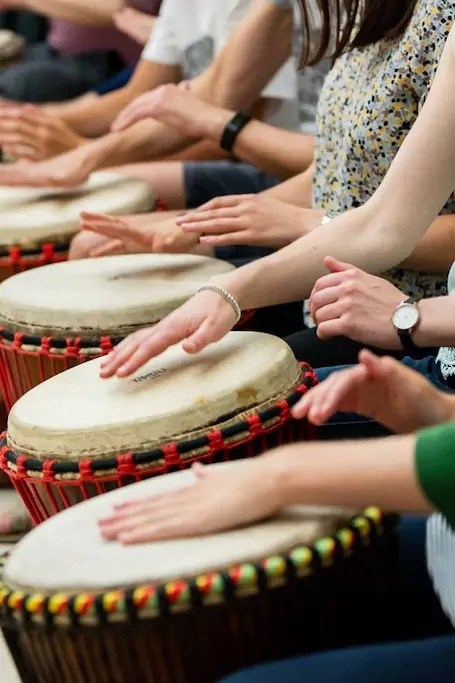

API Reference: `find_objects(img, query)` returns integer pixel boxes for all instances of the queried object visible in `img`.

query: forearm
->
[214,204,413,310]
[87,121,194,170]
[399,214,455,273]
[261,164,315,206]
[162,140,229,162]
[194,104,315,178]
[212,1,292,110]
[266,435,431,515]
[60,88,136,138]
[60,62,181,137]
[411,296,455,348]
[21,0,122,25]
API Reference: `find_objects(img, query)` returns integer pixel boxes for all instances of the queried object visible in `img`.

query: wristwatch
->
[391,297,421,353]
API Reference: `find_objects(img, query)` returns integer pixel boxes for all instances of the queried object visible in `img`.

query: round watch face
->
[392,303,420,331]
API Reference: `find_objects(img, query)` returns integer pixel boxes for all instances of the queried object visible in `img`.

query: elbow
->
[367,217,415,272]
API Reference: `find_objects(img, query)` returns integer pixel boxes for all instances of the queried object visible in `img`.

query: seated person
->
[85,18,455,382]
[0,0,307,207]
[0,0,160,102]
[69,0,454,373]
[76,6,159,97]
[98,351,455,683]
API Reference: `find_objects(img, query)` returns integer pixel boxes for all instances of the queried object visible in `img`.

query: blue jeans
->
[221,517,455,683]
[315,356,451,439]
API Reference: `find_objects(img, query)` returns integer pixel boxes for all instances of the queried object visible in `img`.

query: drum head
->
[0,253,234,337]
[7,331,302,459]
[0,172,153,248]
[3,467,350,593]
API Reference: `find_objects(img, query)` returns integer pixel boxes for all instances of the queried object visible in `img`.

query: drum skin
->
[0,333,318,521]
[0,485,398,683]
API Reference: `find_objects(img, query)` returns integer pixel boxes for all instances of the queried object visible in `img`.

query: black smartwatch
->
[220,112,252,153]
[391,296,421,354]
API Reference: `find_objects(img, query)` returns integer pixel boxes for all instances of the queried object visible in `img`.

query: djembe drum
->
[0,331,317,521]
[0,171,153,281]
[0,469,398,683]
[0,253,235,409]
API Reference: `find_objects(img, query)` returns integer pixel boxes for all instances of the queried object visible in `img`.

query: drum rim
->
[0,508,394,627]
[0,364,318,477]
[0,242,69,259]
[0,312,255,352]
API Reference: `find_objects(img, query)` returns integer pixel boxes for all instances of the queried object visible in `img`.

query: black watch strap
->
[220,112,252,153]
[397,297,421,354]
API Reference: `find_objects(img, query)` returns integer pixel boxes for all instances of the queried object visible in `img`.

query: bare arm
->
[399,214,455,273]
[213,34,455,310]
[60,61,181,138]
[166,99,314,178]
[271,436,429,515]
[102,0,295,160]
[211,0,293,110]
[19,0,123,25]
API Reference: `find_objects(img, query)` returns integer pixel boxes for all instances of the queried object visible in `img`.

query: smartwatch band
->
[220,112,252,153]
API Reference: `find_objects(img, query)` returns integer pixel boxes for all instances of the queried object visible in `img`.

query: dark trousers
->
[286,326,438,368]
[0,42,123,102]
[221,517,455,683]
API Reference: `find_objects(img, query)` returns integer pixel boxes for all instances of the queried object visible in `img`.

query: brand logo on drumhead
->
[129,368,167,384]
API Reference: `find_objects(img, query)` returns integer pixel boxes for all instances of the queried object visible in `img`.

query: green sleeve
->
[415,422,455,529]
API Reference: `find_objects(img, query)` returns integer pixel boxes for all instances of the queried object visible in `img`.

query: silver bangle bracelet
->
[196,284,242,324]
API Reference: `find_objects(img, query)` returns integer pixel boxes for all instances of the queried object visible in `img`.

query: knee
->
[68,231,107,260]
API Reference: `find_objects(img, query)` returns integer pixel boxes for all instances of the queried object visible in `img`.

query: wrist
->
[198,107,234,142]
[412,297,450,348]
[306,209,328,232]
[262,445,307,508]
[211,266,257,311]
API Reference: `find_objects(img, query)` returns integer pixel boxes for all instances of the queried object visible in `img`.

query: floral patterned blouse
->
[313,0,455,299]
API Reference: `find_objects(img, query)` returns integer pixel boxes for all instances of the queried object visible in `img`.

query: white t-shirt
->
[142,0,300,131]
[268,0,329,134]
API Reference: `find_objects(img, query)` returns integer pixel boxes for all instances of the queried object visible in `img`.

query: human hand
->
[0,104,85,161]
[0,140,102,187]
[111,83,224,136]
[99,287,239,378]
[113,7,155,46]
[309,256,406,349]
[80,211,201,254]
[175,195,318,249]
[98,458,282,543]
[293,349,454,434]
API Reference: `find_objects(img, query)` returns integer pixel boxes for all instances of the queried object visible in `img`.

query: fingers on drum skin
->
[68,231,111,260]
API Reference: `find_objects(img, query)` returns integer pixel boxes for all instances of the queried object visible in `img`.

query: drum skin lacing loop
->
[65,338,81,357]
[78,460,93,478]
[100,336,114,354]
[40,337,52,353]
[116,453,135,476]
[276,399,291,423]
[41,243,56,262]
[207,429,225,452]
[42,460,57,482]
[246,414,262,437]
[7,246,21,265]
[16,455,28,478]
[0,445,8,473]
[12,332,25,349]
[162,443,180,467]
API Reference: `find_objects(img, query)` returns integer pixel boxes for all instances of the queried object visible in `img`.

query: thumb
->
[324,255,355,274]
[358,349,390,380]
[182,318,216,354]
